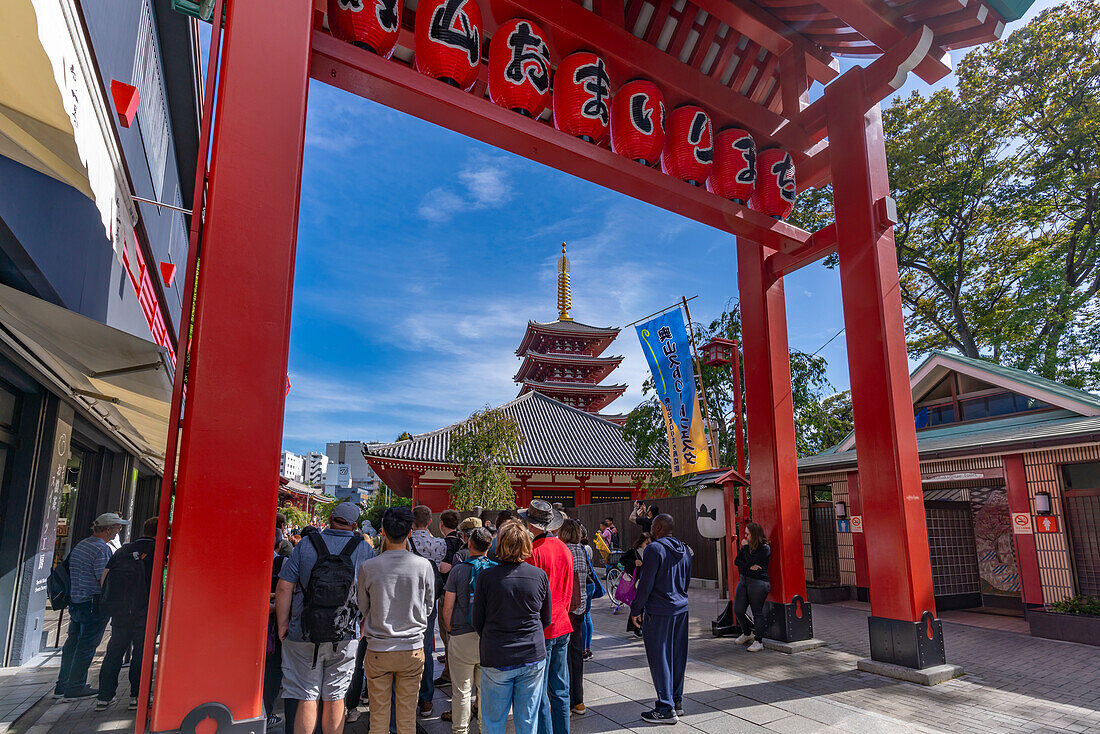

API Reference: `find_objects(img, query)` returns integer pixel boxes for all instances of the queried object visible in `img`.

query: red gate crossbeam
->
[689,0,840,85]
[764,223,837,284]
[814,0,952,83]
[311,32,812,253]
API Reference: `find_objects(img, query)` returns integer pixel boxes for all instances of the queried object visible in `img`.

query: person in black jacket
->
[733,522,771,652]
[472,522,552,734]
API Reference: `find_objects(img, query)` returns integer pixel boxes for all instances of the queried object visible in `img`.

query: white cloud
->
[417,156,514,223]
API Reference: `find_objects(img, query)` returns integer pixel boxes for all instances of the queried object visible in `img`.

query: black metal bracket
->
[868,611,947,669]
[712,599,740,637]
[762,594,813,642]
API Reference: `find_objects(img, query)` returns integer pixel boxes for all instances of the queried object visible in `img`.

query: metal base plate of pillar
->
[857,659,964,686]
[712,599,740,637]
[762,595,813,642]
[868,611,947,669]
[763,638,827,654]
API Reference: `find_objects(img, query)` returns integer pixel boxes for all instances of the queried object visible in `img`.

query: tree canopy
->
[792,0,1100,389]
[446,406,526,510]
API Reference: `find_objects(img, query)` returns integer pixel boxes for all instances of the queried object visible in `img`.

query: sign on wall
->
[850,515,863,533]
[1034,516,1059,533]
[1011,512,1032,535]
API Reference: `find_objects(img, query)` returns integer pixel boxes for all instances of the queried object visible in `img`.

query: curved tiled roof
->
[363,391,645,469]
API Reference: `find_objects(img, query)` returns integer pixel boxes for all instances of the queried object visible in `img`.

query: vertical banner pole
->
[680,296,717,468]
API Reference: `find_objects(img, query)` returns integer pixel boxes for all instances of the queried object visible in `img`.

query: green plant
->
[447,406,525,510]
[363,487,412,530]
[1050,594,1100,616]
[279,503,310,529]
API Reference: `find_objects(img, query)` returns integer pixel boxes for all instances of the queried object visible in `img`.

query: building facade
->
[798,352,1100,623]
[305,451,329,486]
[0,0,199,665]
[325,440,380,498]
[279,451,305,483]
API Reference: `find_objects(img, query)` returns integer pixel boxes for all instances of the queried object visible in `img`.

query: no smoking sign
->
[1011,512,1032,534]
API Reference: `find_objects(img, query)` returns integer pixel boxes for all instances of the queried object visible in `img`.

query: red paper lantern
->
[328,0,402,58]
[488,19,551,118]
[553,52,612,144]
[751,146,796,220]
[610,79,665,166]
[662,105,712,186]
[415,0,483,91]
[709,127,756,204]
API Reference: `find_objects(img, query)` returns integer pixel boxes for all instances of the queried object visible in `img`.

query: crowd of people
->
[266,498,697,733]
[48,494,782,733]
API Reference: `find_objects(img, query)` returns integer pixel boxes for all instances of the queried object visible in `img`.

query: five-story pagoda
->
[514,244,627,423]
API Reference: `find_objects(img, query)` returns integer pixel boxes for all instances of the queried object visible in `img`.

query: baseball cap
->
[330,502,361,525]
[458,517,483,532]
[94,512,130,527]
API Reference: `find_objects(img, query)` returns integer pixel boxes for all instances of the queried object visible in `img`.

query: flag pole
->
[680,296,718,469]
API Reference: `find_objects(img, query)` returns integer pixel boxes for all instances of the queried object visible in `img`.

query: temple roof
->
[513,350,624,383]
[519,380,628,394]
[515,319,621,358]
[363,391,646,469]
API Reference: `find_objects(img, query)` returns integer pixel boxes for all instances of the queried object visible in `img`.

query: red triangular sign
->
[160,262,177,287]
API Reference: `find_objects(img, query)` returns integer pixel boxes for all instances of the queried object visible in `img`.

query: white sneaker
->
[733,633,753,645]
[747,641,764,652]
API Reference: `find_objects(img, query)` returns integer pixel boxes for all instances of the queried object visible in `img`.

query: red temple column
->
[827,72,945,670]
[412,470,423,506]
[1004,454,1044,607]
[516,474,531,507]
[149,0,313,728]
[576,475,590,506]
[736,240,812,642]
[846,470,870,601]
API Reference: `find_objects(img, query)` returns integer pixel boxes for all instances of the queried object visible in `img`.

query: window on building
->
[1063,462,1100,491]
[915,378,1050,429]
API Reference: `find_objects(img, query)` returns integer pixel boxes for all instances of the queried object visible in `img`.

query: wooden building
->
[798,351,1100,617]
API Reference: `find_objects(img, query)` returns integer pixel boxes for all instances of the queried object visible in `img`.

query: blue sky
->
[280,1,1063,454]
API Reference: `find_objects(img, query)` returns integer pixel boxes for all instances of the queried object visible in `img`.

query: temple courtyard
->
[3,586,1096,734]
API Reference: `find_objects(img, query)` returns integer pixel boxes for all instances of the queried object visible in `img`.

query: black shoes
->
[63,686,99,702]
[640,708,679,725]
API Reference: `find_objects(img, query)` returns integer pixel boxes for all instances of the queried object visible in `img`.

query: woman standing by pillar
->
[733,523,770,652]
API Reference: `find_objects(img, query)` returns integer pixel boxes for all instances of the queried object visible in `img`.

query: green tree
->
[791,1,1100,389]
[363,486,412,531]
[446,406,526,510]
[798,391,854,456]
[279,503,310,529]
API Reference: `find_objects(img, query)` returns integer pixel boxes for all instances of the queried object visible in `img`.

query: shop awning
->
[0,283,173,469]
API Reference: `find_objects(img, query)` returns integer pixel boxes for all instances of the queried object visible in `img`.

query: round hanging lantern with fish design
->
[661,104,712,186]
[750,146,796,220]
[610,79,665,166]
[553,51,612,144]
[414,0,483,91]
[327,0,402,58]
[488,18,551,118]
[709,127,756,204]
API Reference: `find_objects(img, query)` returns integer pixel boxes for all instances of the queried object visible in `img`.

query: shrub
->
[1050,595,1100,616]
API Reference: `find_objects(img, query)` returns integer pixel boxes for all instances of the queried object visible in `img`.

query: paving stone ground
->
[9,587,1100,733]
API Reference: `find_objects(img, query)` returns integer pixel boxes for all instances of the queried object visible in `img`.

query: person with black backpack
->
[276,502,375,734]
[94,517,160,712]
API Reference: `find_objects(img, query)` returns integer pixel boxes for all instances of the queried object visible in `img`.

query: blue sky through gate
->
[277,0,1064,452]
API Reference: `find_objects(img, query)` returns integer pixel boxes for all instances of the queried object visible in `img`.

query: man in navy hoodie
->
[631,514,693,725]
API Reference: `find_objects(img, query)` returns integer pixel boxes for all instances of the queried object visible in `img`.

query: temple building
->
[514,244,628,423]
[363,244,648,510]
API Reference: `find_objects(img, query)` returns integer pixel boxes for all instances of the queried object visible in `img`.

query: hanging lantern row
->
[326,0,795,219]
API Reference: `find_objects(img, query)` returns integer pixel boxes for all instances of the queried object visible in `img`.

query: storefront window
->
[52,451,83,567]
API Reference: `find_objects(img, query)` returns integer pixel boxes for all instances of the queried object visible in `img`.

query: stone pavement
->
[10,587,1100,733]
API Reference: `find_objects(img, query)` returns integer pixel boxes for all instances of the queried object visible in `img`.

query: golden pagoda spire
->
[557,242,573,321]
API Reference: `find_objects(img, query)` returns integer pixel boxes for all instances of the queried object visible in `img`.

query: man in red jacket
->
[520,500,573,734]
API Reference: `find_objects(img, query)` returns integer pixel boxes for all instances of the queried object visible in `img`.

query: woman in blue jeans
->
[733,522,771,652]
[472,522,553,733]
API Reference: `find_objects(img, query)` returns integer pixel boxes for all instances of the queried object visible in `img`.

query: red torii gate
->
[139,0,1020,730]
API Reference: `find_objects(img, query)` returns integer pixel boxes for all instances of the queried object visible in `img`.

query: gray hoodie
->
[357,549,435,651]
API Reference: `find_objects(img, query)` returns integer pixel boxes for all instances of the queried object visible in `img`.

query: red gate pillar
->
[827,73,946,670]
[736,240,812,642]
[1004,454,1044,607]
[149,0,313,729]
[845,470,870,601]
